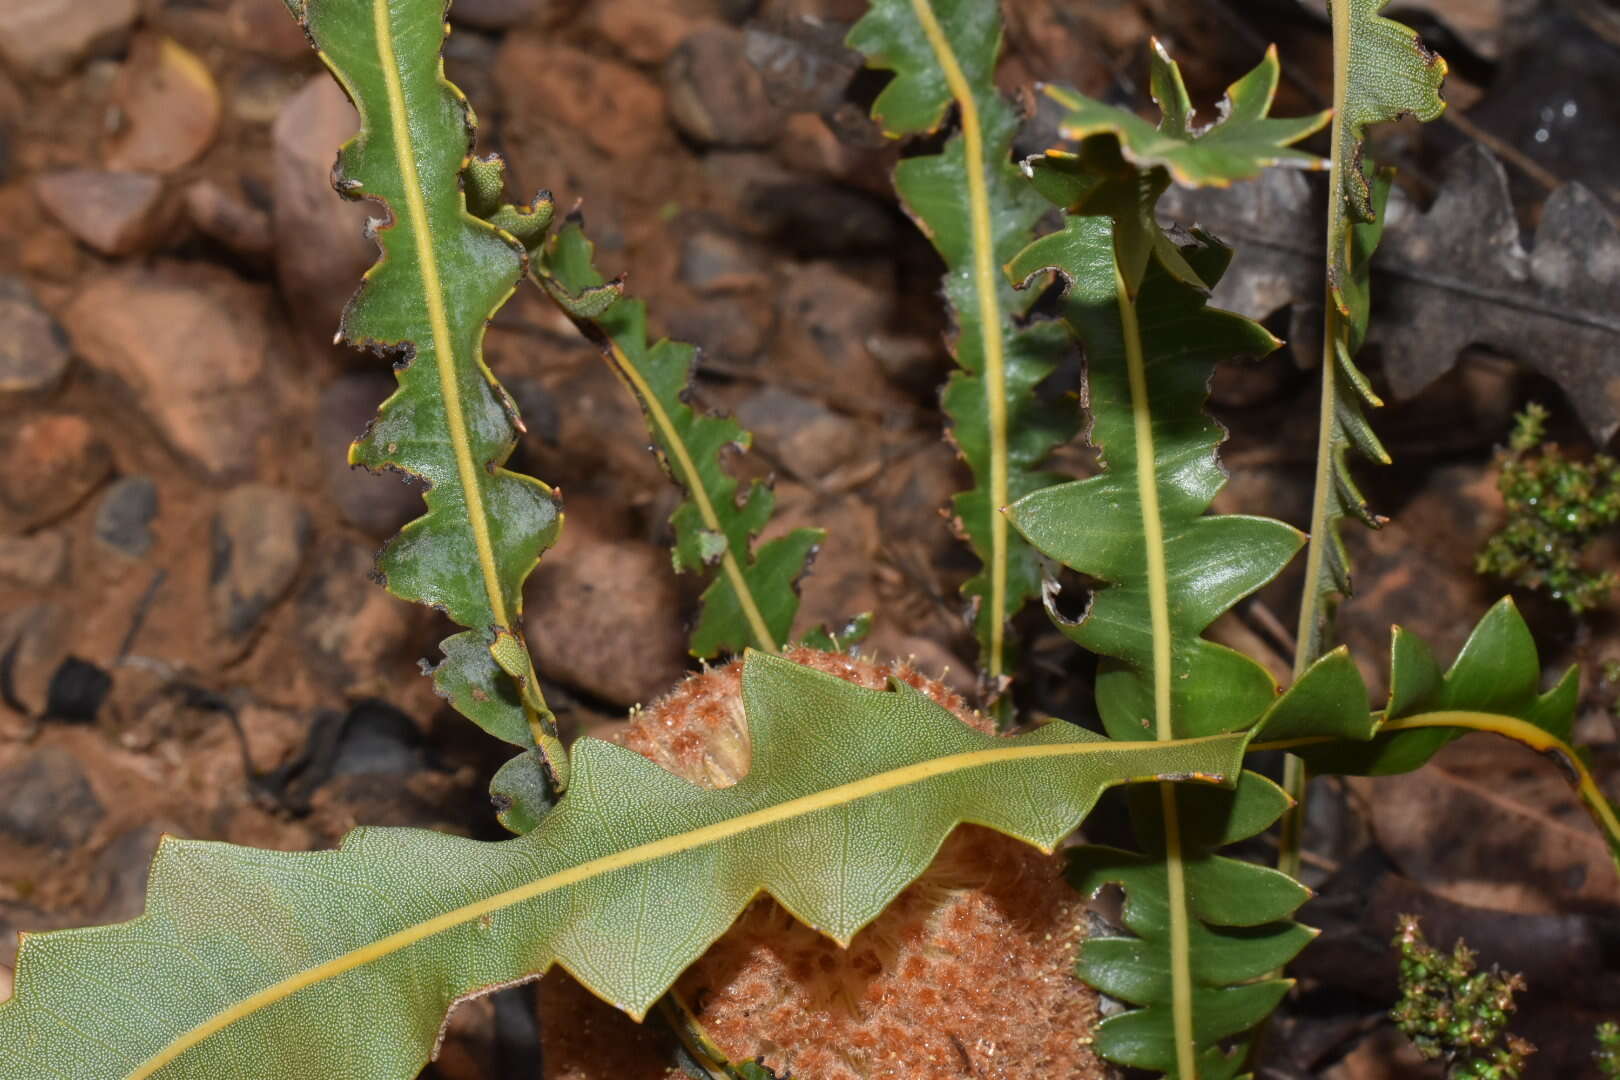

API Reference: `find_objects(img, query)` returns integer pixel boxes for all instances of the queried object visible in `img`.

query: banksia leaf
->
[1268,599,1618,867]
[280,0,566,784]
[1326,0,1447,307]
[536,221,823,658]
[0,652,1247,1080]
[848,0,1074,707]
[1046,43,1328,189]
[1008,213,1304,1080]
[1004,55,1327,1074]
[1296,2,1446,661]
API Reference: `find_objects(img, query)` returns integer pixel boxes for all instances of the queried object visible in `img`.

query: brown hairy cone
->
[603,646,1105,1080]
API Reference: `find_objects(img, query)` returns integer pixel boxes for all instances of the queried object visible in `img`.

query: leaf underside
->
[847,0,1075,701]
[537,222,822,659]
[0,653,1247,1080]
[287,0,564,773]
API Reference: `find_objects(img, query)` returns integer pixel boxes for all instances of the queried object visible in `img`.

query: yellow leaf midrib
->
[1113,258,1196,1078]
[125,729,1237,1079]
[605,339,778,653]
[909,0,1012,684]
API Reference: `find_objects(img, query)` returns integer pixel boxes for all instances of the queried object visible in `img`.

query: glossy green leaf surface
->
[1004,66,1326,1070]
[1046,43,1329,192]
[284,0,565,779]
[0,652,1247,1080]
[848,0,1074,703]
[537,222,822,658]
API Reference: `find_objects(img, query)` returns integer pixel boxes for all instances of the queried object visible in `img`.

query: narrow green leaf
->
[0,652,1247,1080]
[1005,58,1324,1073]
[536,222,822,659]
[1254,599,1619,871]
[284,0,566,783]
[848,0,1075,704]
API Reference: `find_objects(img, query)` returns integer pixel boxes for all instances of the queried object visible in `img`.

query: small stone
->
[210,485,311,639]
[65,261,274,479]
[449,0,541,31]
[90,825,164,923]
[226,0,312,60]
[227,61,306,128]
[33,169,175,257]
[0,531,69,589]
[744,177,898,256]
[328,700,423,778]
[93,475,159,558]
[734,387,863,478]
[591,0,706,65]
[315,374,423,538]
[296,538,416,691]
[665,27,785,148]
[103,35,222,173]
[523,525,687,707]
[0,747,104,850]
[0,413,112,531]
[183,178,272,257]
[772,260,894,402]
[0,604,69,718]
[0,276,71,401]
[495,36,665,161]
[679,226,773,294]
[0,0,137,80]
[272,76,375,346]
[664,295,770,364]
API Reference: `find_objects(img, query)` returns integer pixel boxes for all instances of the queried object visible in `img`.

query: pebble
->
[523,526,688,707]
[0,530,69,589]
[772,260,894,403]
[295,538,416,691]
[183,177,272,257]
[0,413,112,531]
[0,0,137,80]
[590,0,706,65]
[449,0,542,31]
[65,261,273,479]
[93,475,159,558]
[665,26,785,148]
[271,76,375,346]
[744,177,899,256]
[103,35,222,174]
[495,36,665,161]
[0,603,69,718]
[210,485,311,639]
[665,295,770,364]
[226,0,312,60]
[734,386,863,478]
[679,226,772,294]
[315,374,423,539]
[0,276,71,401]
[33,169,175,257]
[0,746,105,850]
[328,700,423,778]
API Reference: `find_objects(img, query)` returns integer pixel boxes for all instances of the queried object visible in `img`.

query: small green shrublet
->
[1477,403,1620,613]
[1597,1021,1620,1079]
[1392,915,1534,1079]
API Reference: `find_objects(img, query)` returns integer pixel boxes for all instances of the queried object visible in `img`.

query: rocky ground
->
[1,0,1618,1076]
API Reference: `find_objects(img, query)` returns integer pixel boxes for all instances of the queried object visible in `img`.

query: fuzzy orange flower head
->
[547,647,1104,1080]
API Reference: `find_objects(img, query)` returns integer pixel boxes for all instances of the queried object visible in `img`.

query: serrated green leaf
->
[848,0,1075,704]
[1006,93,1315,1070]
[282,0,566,783]
[1253,599,1619,870]
[536,222,822,659]
[1046,43,1329,191]
[1294,171,1395,661]
[0,651,1248,1080]
[1326,0,1446,307]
